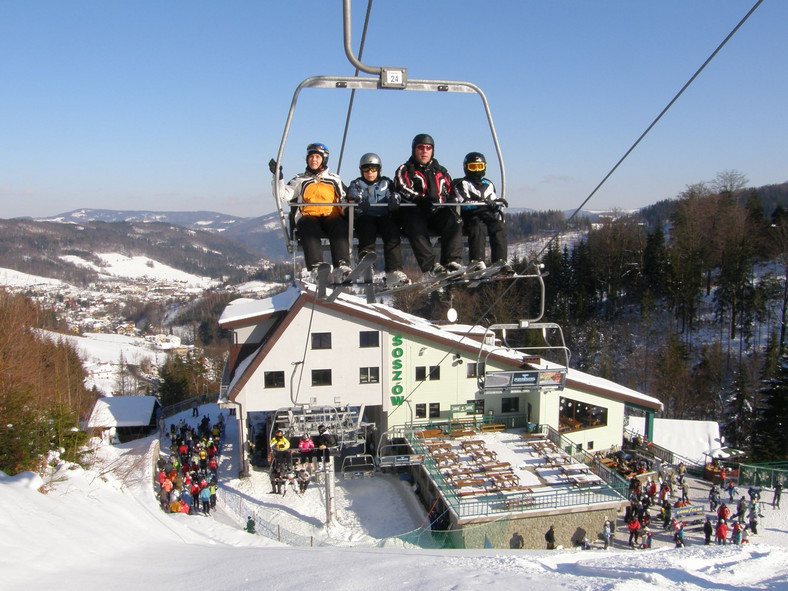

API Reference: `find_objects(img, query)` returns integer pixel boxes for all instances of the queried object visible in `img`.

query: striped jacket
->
[273,168,347,224]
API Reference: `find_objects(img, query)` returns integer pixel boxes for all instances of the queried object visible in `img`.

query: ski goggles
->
[414,144,433,151]
[360,164,380,172]
[466,162,486,172]
[307,143,329,155]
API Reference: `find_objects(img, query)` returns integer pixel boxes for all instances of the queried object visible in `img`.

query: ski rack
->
[272,0,505,255]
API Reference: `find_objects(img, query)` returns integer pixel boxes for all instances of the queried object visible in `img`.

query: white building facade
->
[218,285,662,474]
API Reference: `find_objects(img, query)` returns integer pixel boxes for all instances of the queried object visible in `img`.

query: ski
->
[363,260,376,304]
[374,270,450,298]
[374,263,480,298]
[316,262,331,299]
[419,264,470,295]
[463,262,506,288]
[324,252,377,302]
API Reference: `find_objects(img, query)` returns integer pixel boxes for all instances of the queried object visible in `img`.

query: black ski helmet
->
[463,152,486,171]
[463,152,486,180]
[359,152,382,173]
[411,133,435,154]
[306,142,329,169]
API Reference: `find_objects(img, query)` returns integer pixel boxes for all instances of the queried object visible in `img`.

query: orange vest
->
[302,181,340,217]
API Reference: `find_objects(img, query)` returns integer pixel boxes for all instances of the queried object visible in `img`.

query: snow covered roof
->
[703,446,746,460]
[566,369,663,411]
[86,396,160,429]
[218,286,302,326]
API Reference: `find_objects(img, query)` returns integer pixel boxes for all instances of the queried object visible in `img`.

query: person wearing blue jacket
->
[347,153,407,287]
[199,485,212,515]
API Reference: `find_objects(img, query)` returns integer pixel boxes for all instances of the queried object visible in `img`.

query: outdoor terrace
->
[406,425,625,521]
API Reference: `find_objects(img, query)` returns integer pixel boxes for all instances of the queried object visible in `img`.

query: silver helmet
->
[359,152,382,173]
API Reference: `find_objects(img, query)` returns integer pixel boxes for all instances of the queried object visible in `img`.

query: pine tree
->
[751,354,788,461]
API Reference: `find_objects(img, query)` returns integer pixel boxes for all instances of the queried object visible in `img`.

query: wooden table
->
[560,463,590,475]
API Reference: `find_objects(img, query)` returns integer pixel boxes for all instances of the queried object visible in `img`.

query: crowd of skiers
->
[270,134,514,286]
[608,464,784,550]
[154,414,226,516]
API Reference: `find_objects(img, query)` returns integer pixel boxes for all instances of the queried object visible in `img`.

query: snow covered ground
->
[41,330,166,395]
[2,404,787,590]
[60,252,218,288]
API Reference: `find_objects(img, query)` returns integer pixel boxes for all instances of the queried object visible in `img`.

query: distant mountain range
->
[36,209,288,261]
[0,216,265,286]
[33,207,607,262]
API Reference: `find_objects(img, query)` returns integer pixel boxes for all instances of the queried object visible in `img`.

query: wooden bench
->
[450,429,476,439]
[432,453,460,467]
[491,472,520,486]
[416,429,444,440]
[453,478,488,489]
[460,439,485,451]
[480,423,506,433]
[444,469,475,483]
[478,461,512,473]
[522,433,545,440]
[424,441,452,452]
[471,450,498,463]
[457,488,493,498]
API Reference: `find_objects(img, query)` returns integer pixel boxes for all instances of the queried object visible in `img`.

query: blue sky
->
[1,1,786,219]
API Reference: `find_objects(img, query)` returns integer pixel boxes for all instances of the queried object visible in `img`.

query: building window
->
[359,367,380,384]
[311,369,332,386]
[311,332,331,350]
[501,397,519,413]
[558,396,608,433]
[359,330,380,348]
[429,403,441,418]
[264,371,285,389]
[466,362,485,378]
[416,366,440,381]
[415,403,426,418]
[587,441,594,451]
[467,399,484,415]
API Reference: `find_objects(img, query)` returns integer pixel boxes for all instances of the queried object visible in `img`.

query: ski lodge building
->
[217,283,663,548]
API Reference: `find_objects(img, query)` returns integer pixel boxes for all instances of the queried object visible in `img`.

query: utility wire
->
[528,0,764,267]
[388,0,764,418]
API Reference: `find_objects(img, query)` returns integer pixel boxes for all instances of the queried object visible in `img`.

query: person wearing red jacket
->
[717,503,731,523]
[394,133,463,278]
[627,517,641,547]
[716,520,728,545]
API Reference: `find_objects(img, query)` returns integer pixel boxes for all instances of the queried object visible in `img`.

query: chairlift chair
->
[270,0,507,270]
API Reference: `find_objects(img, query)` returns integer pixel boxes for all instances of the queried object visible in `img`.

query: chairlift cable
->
[336,0,374,175]
[524,0,764,270]
[291,289,322,407]
[387,0,763,418]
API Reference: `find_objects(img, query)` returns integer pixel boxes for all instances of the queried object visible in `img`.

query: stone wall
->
[459,504,620,550]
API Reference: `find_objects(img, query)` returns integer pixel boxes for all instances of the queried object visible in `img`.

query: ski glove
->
[358,199,371,214]
[268,158,283,179]
[388,195,400,213]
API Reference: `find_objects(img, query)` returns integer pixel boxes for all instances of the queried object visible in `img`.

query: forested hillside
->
[411,175,788,461]
[0,292,96,474]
